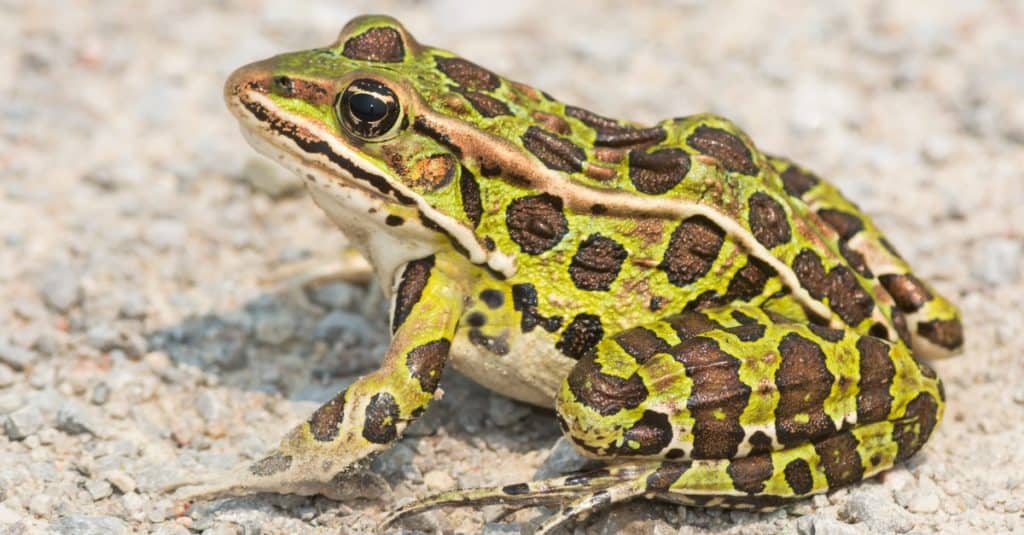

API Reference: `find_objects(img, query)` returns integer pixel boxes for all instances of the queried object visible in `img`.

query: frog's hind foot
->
[381,464,654,534]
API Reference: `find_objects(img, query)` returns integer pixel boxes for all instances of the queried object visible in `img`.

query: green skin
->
[169,15,964,533]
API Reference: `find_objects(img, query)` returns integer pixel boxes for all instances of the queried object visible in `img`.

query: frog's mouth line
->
[226,87,518,279]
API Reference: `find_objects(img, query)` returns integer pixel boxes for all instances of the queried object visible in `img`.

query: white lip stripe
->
[228,89,518,279]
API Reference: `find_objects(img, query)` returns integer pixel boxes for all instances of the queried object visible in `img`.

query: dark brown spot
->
[727,454,774,494]
[249,452,293,477]
[726,258,775,300]
[646,462,689,491]
[606,410,673,456]
[814,431,864,488]
[817,209,865,241]
[666,449,685,459]
[628,148,691,194]
[479,289,503,309]
[748,430,773,455]
[614,327,671,364]
[308,393,346,442]
[839,241,873,278]
[726,323,766,341]
[660,216,725,287]
[406,339,450,393]
[783,458,813,495]
[828,267,875,326]
[362,392,401,444]
[530,111,571,135]
[556,314,604,359]
[569,234,628,291]
[564,105,667,147]
[342,27,405,62]
[468,329,510,356]
[893,392,939,463]
[869,323,889,339]
[775,333,836,446]
[670,337,750,459]
[879,274,933,313]
[856,336,895,424]
[892,308,912,346]
[511,283,563,333]
[506,193,568,254]
[458,165,482,227]
[808,324,846,343]
[687,124,758,175]
[392,256,434,333]
[778,163,820,197]
[748,192,792,248]
[384,215,404,226]
[435,56,500,91]
[566,352,647,415]
[461,90,511,117]
[916,318,964,351]
[668,312,720,339]
[793,249,829,299]
[521,126,587,172]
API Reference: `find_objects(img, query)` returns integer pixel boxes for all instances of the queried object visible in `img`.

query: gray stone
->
[972,238,1023,285]
[85,479,113,501]
[118,292,149,319]
[306,281,358,310]
[57,400,99,435]
[0,365,14,388]
[486,395,532,427]
[840,488,913,533]
[3,405,44,440]
[195,391,225,423]
[144,220,187,250]
[52,515,130,535]
[533,437,594,480]
[91,382,112,405]
[252,309,297,345]
[86,324,148,359]
[371,442,421,483]
[38,265,82,312]
[0,339,37,371]
[315,310,372,345]
[482,522,523,535]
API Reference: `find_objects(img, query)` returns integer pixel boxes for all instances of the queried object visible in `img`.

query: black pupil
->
[349,93,387,122]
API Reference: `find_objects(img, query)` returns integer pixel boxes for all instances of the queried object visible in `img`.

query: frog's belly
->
[449,329,574,408]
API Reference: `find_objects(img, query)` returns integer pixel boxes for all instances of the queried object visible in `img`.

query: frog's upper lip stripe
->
[238,96,417,206]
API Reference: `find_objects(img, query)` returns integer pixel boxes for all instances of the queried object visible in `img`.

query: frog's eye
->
[336,78,402,140]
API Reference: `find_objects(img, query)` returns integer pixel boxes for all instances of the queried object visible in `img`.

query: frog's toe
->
[381,464,652,533]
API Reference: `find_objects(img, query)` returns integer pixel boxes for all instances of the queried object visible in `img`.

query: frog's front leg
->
[167,254,462,500]
[386,304,944,533]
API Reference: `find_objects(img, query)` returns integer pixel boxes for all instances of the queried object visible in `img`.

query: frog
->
[171,14,964,533]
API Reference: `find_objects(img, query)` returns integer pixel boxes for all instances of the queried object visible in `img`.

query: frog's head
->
[225,14,584,284]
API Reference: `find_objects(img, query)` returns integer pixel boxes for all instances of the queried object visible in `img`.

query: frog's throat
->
[228,89,518,286]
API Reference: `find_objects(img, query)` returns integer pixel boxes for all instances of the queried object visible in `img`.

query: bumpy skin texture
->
[189,15,964,533]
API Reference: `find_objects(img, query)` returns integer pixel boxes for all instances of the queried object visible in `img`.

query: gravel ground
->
[2,1,1023,534]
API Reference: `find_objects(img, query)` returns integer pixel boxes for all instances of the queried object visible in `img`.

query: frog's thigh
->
[768,156,963,359]
[556,304,945,501]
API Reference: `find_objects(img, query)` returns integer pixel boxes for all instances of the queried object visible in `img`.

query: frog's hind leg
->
[768,156,963,358]
[381,464,654,534]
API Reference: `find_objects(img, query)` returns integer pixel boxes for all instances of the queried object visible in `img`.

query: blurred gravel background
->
[2,1,1022,534]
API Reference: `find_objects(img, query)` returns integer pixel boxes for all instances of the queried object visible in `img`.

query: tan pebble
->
[205,422,227,438]
[423,470,455,491]
[104,469,137,493]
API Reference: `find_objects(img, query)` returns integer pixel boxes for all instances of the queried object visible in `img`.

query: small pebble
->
[38,265,82,312]
[486,395,532,427]
[0,338,37,371]
[86,324,148,359]
[104,470,138,494]
[3,405,44,440]
[971,238,1022,286]
[91,382,112,405]
[29,494,52,517]
[57,400,99,435]
[86,479,114,501]
[52,515,130,535]
[533,437,592,480]
[423,470,455,491]
[0,364,15,388]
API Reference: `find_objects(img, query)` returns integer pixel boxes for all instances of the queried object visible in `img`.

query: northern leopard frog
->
[173,15,964,532]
